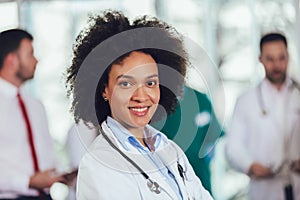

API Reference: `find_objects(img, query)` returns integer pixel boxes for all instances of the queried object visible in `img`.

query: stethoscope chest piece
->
[147,179,161,194]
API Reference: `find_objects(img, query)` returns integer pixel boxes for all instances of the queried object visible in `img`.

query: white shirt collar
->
[0,78,31,99]
[0,77,19,98]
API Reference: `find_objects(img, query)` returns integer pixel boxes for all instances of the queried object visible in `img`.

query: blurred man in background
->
[226,33,300,200]
[0,29,66,200]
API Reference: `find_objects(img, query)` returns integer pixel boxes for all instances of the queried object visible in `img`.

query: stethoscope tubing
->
[99,127,162,194]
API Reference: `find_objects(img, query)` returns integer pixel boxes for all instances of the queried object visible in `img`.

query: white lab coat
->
[77,122,212,200]
[225,78,300,200]
[66,121,98,200]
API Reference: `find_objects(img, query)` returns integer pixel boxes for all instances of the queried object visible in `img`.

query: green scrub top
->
[153,86,224,195]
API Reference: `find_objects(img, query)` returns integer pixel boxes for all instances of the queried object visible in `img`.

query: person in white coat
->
[65,10,213,200]
[225,32,300,200]
[65,120,98,200]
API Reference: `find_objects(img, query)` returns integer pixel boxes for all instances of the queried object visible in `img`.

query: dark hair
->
[66,10,188,127]
[260,32,287,52]
[0,29,33,68]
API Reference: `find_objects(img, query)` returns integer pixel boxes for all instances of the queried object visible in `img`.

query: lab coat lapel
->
[155,143,191,199]
[149,171,179,199]
[168,162,190,200]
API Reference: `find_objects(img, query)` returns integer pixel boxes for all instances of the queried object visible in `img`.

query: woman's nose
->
[132,86,148,102]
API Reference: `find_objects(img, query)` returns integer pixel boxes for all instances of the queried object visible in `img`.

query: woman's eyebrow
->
[116,74,158,80]
[147,74,159,79]
[116,74,133,80]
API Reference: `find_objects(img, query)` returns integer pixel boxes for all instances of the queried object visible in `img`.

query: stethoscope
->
[257,79,300,116]
[99,127,186,194]
[257,83,267,115]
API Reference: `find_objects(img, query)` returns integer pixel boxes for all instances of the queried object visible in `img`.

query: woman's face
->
[103,51,160,131]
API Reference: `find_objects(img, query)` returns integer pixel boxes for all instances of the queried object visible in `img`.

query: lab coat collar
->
[262,77,293,93]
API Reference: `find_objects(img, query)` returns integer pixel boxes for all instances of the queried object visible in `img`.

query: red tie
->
[17,92,39,172]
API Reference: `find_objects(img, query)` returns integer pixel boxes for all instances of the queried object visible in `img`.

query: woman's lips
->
[129,106,149,116]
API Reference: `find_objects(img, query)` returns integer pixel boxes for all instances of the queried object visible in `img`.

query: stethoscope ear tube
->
[257,83,267,115]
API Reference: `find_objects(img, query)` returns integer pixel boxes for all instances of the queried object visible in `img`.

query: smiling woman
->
[65,10,213,199]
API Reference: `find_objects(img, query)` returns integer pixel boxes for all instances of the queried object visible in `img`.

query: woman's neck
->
[128,127,147,147]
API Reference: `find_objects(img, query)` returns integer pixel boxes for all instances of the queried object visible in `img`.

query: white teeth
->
[131,107,147,112]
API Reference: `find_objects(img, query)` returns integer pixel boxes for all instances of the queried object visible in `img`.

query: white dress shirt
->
[0,78,60,198]
[225,78,300,200]
[76,119,213,199]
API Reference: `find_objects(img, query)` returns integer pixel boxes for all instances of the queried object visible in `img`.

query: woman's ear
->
[103,96,108,101]
[102,88,108,101]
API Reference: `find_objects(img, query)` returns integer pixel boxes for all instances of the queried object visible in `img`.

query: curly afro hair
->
[65,10,188,127]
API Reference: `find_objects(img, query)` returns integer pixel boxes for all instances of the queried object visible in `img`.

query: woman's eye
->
[146,80,157,87]
[119,81,132,87]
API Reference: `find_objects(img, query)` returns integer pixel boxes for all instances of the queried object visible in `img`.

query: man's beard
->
[16,64,34,82]
[266,71,286,85]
